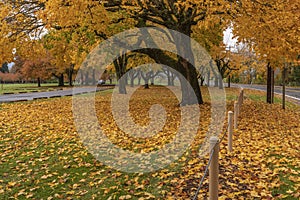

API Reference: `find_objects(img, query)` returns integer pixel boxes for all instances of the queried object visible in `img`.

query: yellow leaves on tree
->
[233,0,300,66]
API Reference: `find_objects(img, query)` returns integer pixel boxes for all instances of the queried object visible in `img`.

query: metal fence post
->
[209,136,219,200]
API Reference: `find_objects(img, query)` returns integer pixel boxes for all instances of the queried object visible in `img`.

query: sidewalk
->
[0,86,114,103]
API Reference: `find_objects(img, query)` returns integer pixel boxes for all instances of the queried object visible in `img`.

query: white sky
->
[223,27,238,50]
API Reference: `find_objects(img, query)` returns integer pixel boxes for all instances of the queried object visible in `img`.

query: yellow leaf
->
[119,195,132,200]
[66,190,75,195]
[286,189,294,194]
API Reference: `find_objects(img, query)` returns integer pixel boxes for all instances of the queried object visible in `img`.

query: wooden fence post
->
[209,136,219,200]
[240,89,244,105]
[228,111,233,152]
[234,101,238,129]
[238,89,244,107]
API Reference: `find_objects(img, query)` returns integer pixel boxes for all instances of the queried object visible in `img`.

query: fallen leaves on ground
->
[0,86,299,199]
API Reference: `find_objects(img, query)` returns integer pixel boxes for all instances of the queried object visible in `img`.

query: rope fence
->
[192,88,244,200]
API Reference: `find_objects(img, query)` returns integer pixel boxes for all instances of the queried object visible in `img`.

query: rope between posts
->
[192,89,244,199]
[219,124,229,145]
[192,89,244,200]
[192,124,229,200]
[192,148,214,200]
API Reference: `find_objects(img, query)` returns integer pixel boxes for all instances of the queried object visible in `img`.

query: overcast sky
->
[223,27,238,50]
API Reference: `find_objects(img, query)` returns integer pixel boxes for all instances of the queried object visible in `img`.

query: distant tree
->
[140,70,159,89]
[0,62,9,73]
[289,65,300,86]
[0,72,20,83]
[21,58,53,87]
[127,68,140,87]
[161,66,177,86]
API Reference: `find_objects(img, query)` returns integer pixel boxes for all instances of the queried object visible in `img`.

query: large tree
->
[114,0,232,105]
[0,0,46,63]
[1,0,233,105]
[232,0,300,104]
[0,1,112,86]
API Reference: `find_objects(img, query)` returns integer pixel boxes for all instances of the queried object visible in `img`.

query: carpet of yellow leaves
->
[178,89,300,199]
[0,87,299,199]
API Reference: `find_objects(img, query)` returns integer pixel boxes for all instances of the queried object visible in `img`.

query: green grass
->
[268,155,300,200]
[225,94,238,102]
[246,93,299,109]
[271,174,300,200]
[0,132,172,199]
[0,83,67,94]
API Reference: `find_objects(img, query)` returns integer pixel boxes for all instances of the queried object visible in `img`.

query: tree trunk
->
[218,74,223,89]
[228,75,231,88]
[150,76,154,85]
[69,72,73,86]
[170,74,175,86]
[282,67,287,110]
[142,75,150,89]
[130,76,135,87]
[164,68,175,86]
[172,28,203,105]
[119,76,127,94]
[135,27,203,104]
[207,71,210,87]
[68,65,74,86]
[137,74,141,85]
[92,68,96,85]
[125,74,129,85]
[189,65,203,104]
[129,69,138,87]
[80,70,84,85]
[114,53,127,94]
[167,71,176,86]
[85,71,89,86]
[179,74,200,105]
[214,77,219,87]
[267,63,272,104]
[200,77,205,86]
[167,70,172,86]
[178,59,203,105]
[58,74,64,87]
[37,77,41,87]
[271,68,275,103]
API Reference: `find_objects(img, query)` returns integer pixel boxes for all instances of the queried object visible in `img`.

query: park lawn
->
[0,86,299,199]
[245,89,300,110]
[0,83,67,94]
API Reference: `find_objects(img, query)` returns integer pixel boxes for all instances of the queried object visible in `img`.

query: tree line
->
[0,0,299,105]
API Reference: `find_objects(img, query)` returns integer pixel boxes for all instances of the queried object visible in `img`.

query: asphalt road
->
[1,84,299,104]
[232,84,300,102]
[0,86,113,103]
